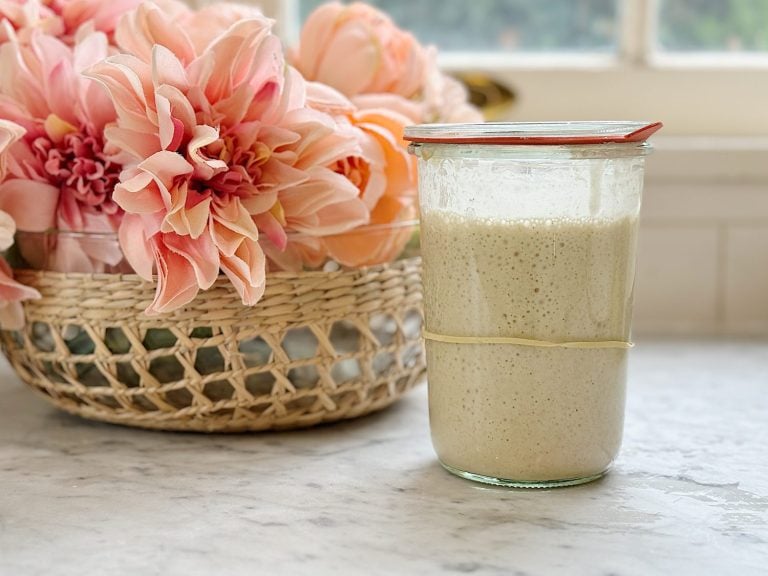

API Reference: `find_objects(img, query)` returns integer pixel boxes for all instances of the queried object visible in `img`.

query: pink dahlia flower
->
[0,0,63,44]
[89,3,369,314]
[0,119,40,330]
[0,29,124,271]
[0,0,144,44]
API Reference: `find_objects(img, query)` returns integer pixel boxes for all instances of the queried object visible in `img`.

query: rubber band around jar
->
[422,330,634,350]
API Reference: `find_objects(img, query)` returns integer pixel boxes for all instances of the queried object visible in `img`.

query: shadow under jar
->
[405,121,661,488]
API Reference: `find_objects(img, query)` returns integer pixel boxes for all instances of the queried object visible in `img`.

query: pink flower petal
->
[56,189,85,231]
[86,55,155,134]
[46,59,80,127]
[0,179,59,232]
[252,211,287,251]
[145,236,200,315]
[115,1,195,65]
[113,170,165,214]
[252,65,302,125]
[184,2,267,54]
[219,238,266,306]
[163,230,219,290]
[305,80,355,116]
[0,210,15,251]
[80,80,118,134]
[313,20,379,97]
[281,108,360,170]
[119,213,155,280]
[196,18,277,105]
[155,84,196,134]
[0,41,47,121]
[104,125,161,160]
[281,168,369,236]
[258,157,308,195]
[247,123,300,152]
[155,92,183,151]
[280,167,359,217]
[261,236,323,273]
[0,120,25,181]
[351,93,423,124]
[0,258,39,302]
[163,181,211,239]
[213,82,257,129]
[211,220,243,258]
[292,4,339,78]
[348,125,386,210]
[187,125,226,180]
[138,150,194,200]
[239,190,278,217]
[211,196,260,241]
[151,44,189,92]
[0,301,28,331]
[62,0,143,37]
[353,109,415,194]
[72,28,110,73]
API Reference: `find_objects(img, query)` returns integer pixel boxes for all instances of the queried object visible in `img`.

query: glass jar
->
[405,121,661,488]
[11,209,420,275]
[12,230,133,274]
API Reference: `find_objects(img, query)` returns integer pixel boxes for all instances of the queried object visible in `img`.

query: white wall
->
[635,138,768,336]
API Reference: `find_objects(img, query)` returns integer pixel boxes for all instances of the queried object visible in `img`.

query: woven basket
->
[0,258,425,432]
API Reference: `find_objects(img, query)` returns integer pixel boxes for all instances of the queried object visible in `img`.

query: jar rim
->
[404,121,662,146]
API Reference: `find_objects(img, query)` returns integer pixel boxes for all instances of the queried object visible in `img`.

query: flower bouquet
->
[0,0,481,431]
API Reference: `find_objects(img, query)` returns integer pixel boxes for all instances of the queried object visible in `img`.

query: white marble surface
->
[1,341,767,576]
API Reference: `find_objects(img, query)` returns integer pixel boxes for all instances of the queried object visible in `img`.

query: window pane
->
[658,0,768,52]
[299,0,618,53]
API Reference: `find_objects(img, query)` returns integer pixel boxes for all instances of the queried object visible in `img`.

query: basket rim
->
[12,254,422,283]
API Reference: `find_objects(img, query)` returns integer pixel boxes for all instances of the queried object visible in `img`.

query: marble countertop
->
[1,341,767,576]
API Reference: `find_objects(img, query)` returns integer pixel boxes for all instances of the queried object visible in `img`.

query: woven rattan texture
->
[0,258,426,432]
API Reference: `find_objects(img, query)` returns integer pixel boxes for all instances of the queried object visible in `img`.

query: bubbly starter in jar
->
[421,211,638,482]
[406,120,660,487]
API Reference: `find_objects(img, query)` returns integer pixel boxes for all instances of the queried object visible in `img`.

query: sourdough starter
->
[421,210,638,482]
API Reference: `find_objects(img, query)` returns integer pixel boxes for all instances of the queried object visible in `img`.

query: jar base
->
[440,461,608,489]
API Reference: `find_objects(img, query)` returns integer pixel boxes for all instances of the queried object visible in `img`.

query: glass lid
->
[404,121,663,145]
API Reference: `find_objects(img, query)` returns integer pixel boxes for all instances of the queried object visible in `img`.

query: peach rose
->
[293,2,427,100]
[302,83,417,269]
[293,2,482,125]
[322,106,416,267]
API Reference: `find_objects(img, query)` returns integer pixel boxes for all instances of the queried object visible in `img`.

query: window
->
[260,0,768,136]
[658,0,768,53]
[298,0,618,53]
